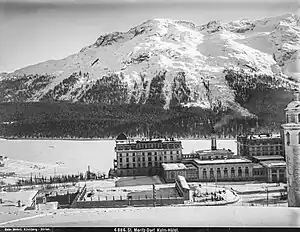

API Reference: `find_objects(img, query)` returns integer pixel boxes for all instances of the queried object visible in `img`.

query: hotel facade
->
[114,133,183,176]
[237,134,284,158]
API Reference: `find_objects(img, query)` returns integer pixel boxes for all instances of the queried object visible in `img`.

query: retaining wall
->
[71,197,184,208]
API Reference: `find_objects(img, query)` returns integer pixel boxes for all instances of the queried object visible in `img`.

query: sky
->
[0,0,297,73]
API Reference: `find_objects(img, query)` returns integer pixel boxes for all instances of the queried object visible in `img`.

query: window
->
[142,157,145,162]
[133,157,135,162]
[231,168,235,178]
[133,163,136,168]
[298,132,300,144]
[133,153,135,156]
[298,114,300,123]
[286,114,289,123]
[286,132,290,145]
[238,167,242,177]
[119,158,122,163]
[126,158,129,162]
[148,152,151,156]
[210,168,214,179]
[148,157,152,161]
[154,156,157,161]
[245,167,249,177]
[159,156,162,161]
[127,164,130,168]
[217,168,221,179]
[203,169,207,179]
[291,114,296,123]
[170,156,173,160]
[138,157,140,162]
[224,168,228,178]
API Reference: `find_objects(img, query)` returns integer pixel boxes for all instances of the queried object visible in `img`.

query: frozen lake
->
[0,139,237,177]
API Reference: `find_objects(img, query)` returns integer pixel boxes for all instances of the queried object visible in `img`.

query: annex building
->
[162,131,254,183]
[237,133,284,158]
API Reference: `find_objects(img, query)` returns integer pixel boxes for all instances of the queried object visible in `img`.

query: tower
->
[281,91,300,207]
[211,128,217,150]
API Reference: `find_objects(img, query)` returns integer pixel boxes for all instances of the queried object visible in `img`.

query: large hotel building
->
[114,133,182,176]
[237,133,284,158]
[114,131,287,183]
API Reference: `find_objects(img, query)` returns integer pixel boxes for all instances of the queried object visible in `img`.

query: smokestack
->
[211,128,217,150]
[295,91,300,101]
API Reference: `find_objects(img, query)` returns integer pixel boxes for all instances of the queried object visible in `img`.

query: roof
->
[193,158,252,165]
[162,163,187,171]
[246,134,281,140]
[253,163,264,169]
[176,175,190,190]
[196,149,234,155]
[260,160,286,168]
[184,163,198,169]
[285,100,300,111]
[36,187,79,198]
[116,133,128,141]
[252,156,285,161]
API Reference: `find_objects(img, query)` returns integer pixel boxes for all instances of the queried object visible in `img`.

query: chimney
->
[211,129,217,150]
[295,91,300,101]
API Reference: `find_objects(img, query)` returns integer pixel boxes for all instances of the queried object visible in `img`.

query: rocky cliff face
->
[0,14,299,117]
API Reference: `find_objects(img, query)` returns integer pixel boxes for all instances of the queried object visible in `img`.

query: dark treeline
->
[0,68,294,139]
[0,100,284,139]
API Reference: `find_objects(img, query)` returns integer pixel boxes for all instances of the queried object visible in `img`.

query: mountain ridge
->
[1,13,299,117]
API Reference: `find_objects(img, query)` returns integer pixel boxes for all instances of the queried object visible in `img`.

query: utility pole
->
[266,187,269,206]
[153,184,156,207]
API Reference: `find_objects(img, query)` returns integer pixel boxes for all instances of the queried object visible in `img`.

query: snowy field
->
[0,189,37,213]
[0,139,237,179]
[85,184,180,201]
[115,176,163,187]
[0,206,298,227]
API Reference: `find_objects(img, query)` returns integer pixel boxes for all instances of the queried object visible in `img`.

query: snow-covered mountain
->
[1,13,299,116]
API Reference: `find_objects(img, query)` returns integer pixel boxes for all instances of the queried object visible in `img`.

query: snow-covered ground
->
[0,189,37,213]
[0,206,298,227]
[115,175,163,187]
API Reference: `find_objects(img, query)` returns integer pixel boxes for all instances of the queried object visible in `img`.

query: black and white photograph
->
[0,0,299,229]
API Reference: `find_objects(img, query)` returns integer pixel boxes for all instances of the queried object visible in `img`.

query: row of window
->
[253,170,265,176]
[249,146,281,151]
[119,155,180,163]
[117,150,181,157]
[116,143,181,150]
[249,152,282,156]
[119,161,163,169]
[118,168,160,176]
[202,167,249,179]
